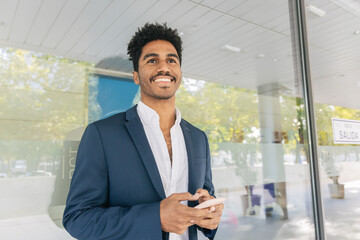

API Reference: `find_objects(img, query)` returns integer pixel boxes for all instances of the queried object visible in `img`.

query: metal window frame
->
[288,1,326,239]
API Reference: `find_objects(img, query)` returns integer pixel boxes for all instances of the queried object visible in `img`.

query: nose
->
[157,60,170,73]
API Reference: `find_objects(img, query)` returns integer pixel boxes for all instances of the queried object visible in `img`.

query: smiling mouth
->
[153,78,173,83]
[150,74,176,83]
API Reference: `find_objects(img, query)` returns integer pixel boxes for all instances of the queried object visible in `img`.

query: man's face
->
[133,40,182,102]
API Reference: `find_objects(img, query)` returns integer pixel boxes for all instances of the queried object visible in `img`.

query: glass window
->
[176,1,315,239]
[0,47,89,239]
[0,47,139,239]
[306,0,360,239]
[0,0,331,239]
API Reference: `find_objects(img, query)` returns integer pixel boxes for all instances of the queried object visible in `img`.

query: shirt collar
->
[137,101,182,126]
[174,107,182,126]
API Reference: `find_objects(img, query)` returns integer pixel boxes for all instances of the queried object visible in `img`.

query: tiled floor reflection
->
[198,180,360,240]
[0,181,358,239]
[0,215,74,240]
[323,180,360,240]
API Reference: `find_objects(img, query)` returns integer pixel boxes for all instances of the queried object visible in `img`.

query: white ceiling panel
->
[179,7,223,31]
[155,0,195,25]
[231,27,269,49]
[183,17,239,55]
[309,10,354,32]
[70,0,135,55]
[41,0,90,49]
[241,0,288,26]
[275,23,291,36]
[214,0,248,13]
[0,0,19,40]
[320,2,339,12]
[8,0,43,42]
[173,13,225,52]
[83,0,158,57]
[184,25,288,77]
[170,5,211,30]
[0,0,359,110]
[229,0,265,18]
[101,0,182,61]
[262,13,290,32]
[25,0,66,45]
[200,0,226,8]
[307,0,332,6]
[185,21,253,59]
[55,0,113,53]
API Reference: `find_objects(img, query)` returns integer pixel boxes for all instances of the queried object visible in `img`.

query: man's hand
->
[194,188,224,230]
[160,192,212,234]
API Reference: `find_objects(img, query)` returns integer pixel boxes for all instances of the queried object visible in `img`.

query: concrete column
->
[258,82,288,219]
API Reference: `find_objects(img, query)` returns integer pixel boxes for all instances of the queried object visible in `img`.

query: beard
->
[141,85,175,100]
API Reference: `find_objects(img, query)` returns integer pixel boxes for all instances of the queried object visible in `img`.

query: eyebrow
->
[143,53,179,61]
[143,53,158,60]
[168,53,179,60]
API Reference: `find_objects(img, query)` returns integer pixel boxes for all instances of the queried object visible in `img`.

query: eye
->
[147,59,157,63]
[168,59,177,63]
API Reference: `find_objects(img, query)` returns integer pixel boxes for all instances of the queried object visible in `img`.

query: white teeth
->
[154,78,172,82]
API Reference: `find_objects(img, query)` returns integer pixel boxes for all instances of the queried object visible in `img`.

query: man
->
[63,23,223,240]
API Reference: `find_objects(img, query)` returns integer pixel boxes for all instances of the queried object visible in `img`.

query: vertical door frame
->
[288,0,326,239]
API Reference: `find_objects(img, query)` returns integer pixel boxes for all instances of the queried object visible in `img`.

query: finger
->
[175,205,207,221]
[212,203,224,212]
[196,217,220,230]
[186,207,212,219]
[171,192,199,202]
[205,202,224,213]
[195,188,210,198]
[203,208,223,218]
[197,205,223,219]
[209,210,223,218]
[210,204,224,216]
[196,189,214,204]
[181,201,223,220]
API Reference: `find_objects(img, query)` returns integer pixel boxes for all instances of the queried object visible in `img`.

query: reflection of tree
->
[0,47,93,173]
[2,46,359,174]
[88,75,102,123]
[177,78,360,159]
[177,78,259,152]
[222,143,258,186]
[321,151,340,183]
[177,79,306,157]
[0,140,61,175]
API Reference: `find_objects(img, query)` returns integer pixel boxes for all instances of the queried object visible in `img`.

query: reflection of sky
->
[0,48,9,59]
[182,77,205,92]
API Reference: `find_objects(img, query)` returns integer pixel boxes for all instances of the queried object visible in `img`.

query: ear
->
[133,71,139,85]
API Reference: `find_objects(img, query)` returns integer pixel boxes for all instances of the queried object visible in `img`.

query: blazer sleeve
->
[197,132,218,240]
[63,124,162,240]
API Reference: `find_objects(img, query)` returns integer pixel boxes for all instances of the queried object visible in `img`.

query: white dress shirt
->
[137,101,189,240]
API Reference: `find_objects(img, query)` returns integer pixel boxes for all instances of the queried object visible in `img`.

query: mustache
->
[150,72,176,82]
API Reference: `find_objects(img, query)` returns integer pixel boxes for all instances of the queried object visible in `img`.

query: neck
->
[141,97,176,130]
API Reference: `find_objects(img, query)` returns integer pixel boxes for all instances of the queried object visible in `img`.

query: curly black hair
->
[127,22,183,72]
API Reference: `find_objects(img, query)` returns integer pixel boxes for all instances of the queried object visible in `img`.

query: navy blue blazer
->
[63,105,216,240]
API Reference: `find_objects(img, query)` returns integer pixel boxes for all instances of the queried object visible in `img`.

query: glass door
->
[306,0,360,239]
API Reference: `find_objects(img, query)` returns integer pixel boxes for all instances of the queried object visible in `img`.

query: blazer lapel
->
[180,120,198,200]
[124,106,166,199]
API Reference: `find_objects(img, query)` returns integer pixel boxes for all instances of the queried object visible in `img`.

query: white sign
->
[332,118,360,144]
